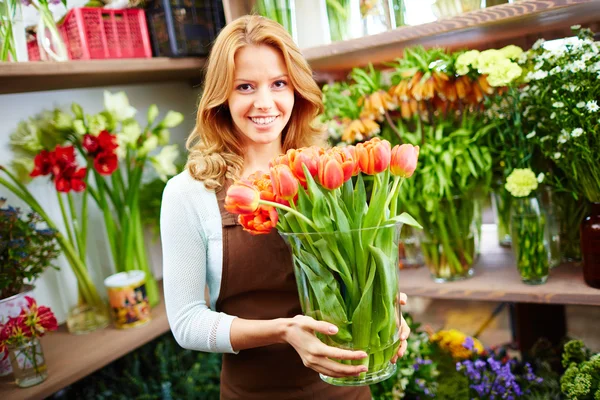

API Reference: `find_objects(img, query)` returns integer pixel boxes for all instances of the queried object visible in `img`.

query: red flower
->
[97,131,118,152]
[82,134,99,154]
[55,165,87,193]
[30,150,53,177]
[21,296,58,337]
[94,151,118,176]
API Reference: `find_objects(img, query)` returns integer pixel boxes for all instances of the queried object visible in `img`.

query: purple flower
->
[463,336,475,351]
[20,0,32,6]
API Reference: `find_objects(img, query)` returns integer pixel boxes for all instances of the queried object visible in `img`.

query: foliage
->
[0,199,59,299]
[560,339,600,400]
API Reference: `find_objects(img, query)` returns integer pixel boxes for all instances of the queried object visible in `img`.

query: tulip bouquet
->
[2,92,183,318]
[225,138,421,385]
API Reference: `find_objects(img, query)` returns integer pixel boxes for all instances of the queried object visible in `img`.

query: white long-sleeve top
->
[160,170,238,354]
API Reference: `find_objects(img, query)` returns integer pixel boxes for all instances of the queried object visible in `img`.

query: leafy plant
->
[560,339,600,400]
[0,199,60,299]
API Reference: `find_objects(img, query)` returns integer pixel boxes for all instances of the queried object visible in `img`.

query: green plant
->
[0,199,60,299]
[560,339,600,400]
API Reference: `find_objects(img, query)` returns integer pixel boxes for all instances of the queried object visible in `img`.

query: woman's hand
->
[280,315,369,378]
[391,292,411,364]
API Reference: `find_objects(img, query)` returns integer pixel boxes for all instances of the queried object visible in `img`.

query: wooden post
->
[513,303,567,353]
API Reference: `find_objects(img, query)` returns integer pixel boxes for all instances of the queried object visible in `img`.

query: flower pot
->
[0,285,34,377]
[511,197,550,285]
[581,202,600,289]
[280,223,403,386]
[7,338,48,388]
[420,196,477,282]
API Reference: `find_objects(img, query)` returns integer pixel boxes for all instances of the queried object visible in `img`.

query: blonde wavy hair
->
[186,15,325,190]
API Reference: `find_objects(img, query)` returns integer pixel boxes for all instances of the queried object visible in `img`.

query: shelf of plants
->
[0,57,205,95]
[2,0,598,95]
[400,227,600,306]
[0,286,169,400]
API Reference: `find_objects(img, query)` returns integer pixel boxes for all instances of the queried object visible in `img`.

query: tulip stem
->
[384,176,401,213]
[260,200,317,230]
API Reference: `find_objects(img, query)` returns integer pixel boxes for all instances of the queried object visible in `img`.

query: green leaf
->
[350,258,376,350]
[71,103,84,120]
[147,104,159,126]
[384,212,423,229]
[353,174,367,229]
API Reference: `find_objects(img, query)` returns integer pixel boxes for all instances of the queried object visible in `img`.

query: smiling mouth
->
[249,115,279,126]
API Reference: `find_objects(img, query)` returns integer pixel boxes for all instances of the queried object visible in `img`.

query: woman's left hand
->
[391,292,410,364]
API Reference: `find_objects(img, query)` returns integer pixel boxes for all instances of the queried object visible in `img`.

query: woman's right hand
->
[280,315,369,378]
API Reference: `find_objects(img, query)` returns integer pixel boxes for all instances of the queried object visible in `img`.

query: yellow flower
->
[499,45,524,60]
[505,168,538,197]
[473,49,505,75]
[430,329,484,359]
[456,50,480,76]
[487,59,523,87]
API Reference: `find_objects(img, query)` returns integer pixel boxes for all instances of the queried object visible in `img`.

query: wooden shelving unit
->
[2,1,599,94]
[0,286,169,400]
[400,226,600,306]
[0,57,206,95]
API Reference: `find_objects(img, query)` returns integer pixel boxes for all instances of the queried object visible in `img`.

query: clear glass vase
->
[324,0,355,42]
[492,186,512,247]
[511,196,550,285]
[420,195,477,282]
[255,0,297,42]
[7,338,48,388]
[36,5,68,62]
[66,302,110,335]
[538,186,561,268]
[360,0,394,36]
[398,225,424,269]
[557,192,587,262]
[280,223,403,386]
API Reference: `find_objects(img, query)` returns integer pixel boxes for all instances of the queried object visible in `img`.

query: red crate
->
[28,7,152,61]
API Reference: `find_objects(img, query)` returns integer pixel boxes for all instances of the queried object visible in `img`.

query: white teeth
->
[251,116,277,125]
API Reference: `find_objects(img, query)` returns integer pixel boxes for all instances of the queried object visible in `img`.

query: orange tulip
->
[270,164,299,201]
[318,153,345,190]
[390,144,420,178]
[238,205,278,235]
[286,148,320,187]
[329,147,357,181]
[355,138,391,175]
[224,181,260,215]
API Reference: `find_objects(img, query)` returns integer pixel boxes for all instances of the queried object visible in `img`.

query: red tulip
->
[225,181,260,215]
[238,205,278,235]
[355,138,391,175]
[318,153,345,190]
[390,144,419,178]
[270,164,299,201]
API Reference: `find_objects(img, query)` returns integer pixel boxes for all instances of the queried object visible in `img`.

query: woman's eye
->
[273,80,288,89]
[236,84,253,92]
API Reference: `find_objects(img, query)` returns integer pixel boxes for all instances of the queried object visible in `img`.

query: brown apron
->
[216,181,372,400]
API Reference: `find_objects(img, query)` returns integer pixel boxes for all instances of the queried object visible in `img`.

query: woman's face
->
[228,44,295,148]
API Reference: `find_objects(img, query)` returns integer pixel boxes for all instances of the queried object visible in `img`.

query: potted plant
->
[0,198,59,376]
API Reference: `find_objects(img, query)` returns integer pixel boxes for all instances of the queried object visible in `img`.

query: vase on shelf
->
[398,225,424,269]
[581,202,600,289]
[492,185,512,247]
[324,0,357,42]
[255,0,298,42]
[557,193,587,262]
[359,0,394,36]
[7,338,47,388]
[36,5,68,61]
[0,285,34,377]
[420,195,477,283]
[538,186,561,268]
[280,223,403,386]
[511,196,550,285]
[66,294,110,335]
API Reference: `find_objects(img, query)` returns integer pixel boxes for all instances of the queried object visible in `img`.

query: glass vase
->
[280,223,403,386]
[66,302,110,335]
[492,186,512,247]
[36,5,68,62]
[360,0,394,36]
[324,0,355,42]
[7,338,47,388]
[510,197,550,285]
[557,192,587,262]
[255,0,297,42]
[398,225,424,269]
[538,186,561,268]
[581,202,600,289]
[420,195,477,282]
[390,0,404,27]
[0,285,33,377]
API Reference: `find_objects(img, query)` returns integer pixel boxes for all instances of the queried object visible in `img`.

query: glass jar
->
[7,338,48,388]
[360,0,394,36]
[255,0,298,42]
[66,303,110,335]
[36,5,68,62]
[581,202,600,289]
[398,225,424,269]
[511,196,550,285]
[557,192,587,262]
[492,186,512,247]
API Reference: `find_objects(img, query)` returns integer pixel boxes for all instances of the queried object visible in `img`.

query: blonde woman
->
[161,15,411,399]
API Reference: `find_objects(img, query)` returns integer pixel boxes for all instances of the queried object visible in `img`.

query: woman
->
[161,15,411,399]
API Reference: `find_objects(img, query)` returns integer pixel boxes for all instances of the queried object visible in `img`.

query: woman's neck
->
[241,141,283,178]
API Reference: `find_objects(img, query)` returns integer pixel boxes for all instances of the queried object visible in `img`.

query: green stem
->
[67,192,85,261]
[57,192,76,249]
[260,200,318,230]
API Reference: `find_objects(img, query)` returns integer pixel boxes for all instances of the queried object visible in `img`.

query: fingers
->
[400,316,411,341]
[391,339,409,364]
[314,358,368,378]
[399,292,408,306]
[294,315,339,336]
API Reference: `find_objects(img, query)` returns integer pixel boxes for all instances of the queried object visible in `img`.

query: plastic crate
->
[27,7,152,61]
[146,0,225,57]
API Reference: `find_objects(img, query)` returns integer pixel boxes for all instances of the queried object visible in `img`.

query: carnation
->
[505,168,539,197]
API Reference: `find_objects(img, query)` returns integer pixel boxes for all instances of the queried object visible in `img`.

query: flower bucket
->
[280,222,403,386]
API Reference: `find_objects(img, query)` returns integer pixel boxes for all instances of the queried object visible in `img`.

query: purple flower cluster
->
[455,338,543,399]
[413,357,433,371]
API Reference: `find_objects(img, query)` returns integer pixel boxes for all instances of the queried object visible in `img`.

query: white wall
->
[0,82,199,323]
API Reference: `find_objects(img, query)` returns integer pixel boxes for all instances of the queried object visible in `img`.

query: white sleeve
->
[160,178,238,354]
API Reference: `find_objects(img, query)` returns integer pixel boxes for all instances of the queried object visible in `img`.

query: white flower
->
[589,61,600,72]
[586,100,599,112]
[553,152,562,159]
[581,53,593,62]
[557,130,570,144]
[138,135,159,157]
[533,38,546,50]
[537,173,545,183]
[534,61,544,70]
[104,91,137,122]
[577,101,586,108]
[553,102,565,108]
[550,66,562,75]
[526,130,536,139]
[550,112,556,119]
[540,136,551,142]
[150,144,180,181]
[571,128,584,137]
[567,60,586,72]
[518,52,528,64]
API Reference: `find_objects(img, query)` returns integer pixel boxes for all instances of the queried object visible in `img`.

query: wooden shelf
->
[0,57,205,95]
[0,284,170,400]
[400,225,600,306]
[304,0,600,80]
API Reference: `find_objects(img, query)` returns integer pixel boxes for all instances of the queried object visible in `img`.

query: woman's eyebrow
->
[233,74,289,83]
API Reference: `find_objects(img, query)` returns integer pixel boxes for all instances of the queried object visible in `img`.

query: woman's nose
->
[253,88,274,110]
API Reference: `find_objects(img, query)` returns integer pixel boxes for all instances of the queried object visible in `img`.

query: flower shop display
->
[0,296,58,388]
[2,91,183,332]
[520,27,600,287]
[505,168,551,284]
[225,138,422,386]
[104,270,151,329]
